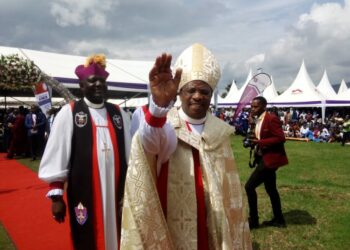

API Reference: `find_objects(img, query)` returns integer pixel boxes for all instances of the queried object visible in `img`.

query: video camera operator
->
[244,96,288,229]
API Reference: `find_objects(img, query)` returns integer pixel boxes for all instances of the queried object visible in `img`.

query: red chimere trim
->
[142,105,166,128]
[114,104,120,111]
[185,121,191,131]
[187,122,209,249]
[49,181,64,190]
[91,120,106,250]
[157,160,169,218]
[107,113,121,246]
[69,101,75,111]
[193,148,209,250]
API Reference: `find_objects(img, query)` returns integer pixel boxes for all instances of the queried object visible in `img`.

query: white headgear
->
[174,43,221,90]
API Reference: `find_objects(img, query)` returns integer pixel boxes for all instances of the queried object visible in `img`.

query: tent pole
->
[321,103,326,124]
[214,88,218,111]
[4,90,7,110]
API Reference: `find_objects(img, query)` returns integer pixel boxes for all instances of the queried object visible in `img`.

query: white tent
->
[0,96,65,108]
[263,76,278,102]
[338,89,350,99]
[317,70,337,99]
[117,97,149,108]
[269,60,329,122]
[217,79,238,105]
[338,79,348,94]
[217,69,252,107]
[269,60,325,107]
[325,88,350,107]
[0,45,153,97]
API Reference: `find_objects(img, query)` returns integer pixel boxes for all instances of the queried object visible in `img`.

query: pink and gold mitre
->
[174,43,221,90]
[75,54,109,81]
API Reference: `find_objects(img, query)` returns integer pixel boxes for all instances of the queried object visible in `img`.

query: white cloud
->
[245,53,265,68]
[297,0,350,39]
[263,0,350,91]
[50,0,117,29]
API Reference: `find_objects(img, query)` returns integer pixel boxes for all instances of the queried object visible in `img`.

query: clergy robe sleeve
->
[38,104,73,186]
[138,97,177,173]
[119,107,131,162]
[130,107,142,139]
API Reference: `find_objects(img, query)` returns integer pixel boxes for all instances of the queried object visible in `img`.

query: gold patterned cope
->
[120,108,252,250]
[174,43,221,91]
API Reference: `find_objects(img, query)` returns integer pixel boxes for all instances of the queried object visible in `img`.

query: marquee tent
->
[0,96,65,108]
[268,60,329,122]
[110,97,149,108]
[217,79,238,106]
[269,60,326,107]
[317,70,337,99]
[338,79,348,94]
[0,45,153,99]
[217,69,252,107]
[325,88,350,107]
[263,76,278,102]
[0,96,152,109]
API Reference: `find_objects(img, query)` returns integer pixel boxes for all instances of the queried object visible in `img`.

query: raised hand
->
[149,53,182,107]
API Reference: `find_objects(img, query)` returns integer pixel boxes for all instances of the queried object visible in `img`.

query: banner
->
[33,82,52,117]
[233,73,271,120]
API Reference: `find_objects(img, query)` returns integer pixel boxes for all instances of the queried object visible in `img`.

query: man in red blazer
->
[245,96,288,229]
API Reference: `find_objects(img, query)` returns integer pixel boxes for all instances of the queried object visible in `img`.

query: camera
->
[243,115,257,148]
[243,137,254,148]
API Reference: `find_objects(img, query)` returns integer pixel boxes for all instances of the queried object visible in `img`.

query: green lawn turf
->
[0,222,15,250]
[1,136,350,249]
[232,135,350,250]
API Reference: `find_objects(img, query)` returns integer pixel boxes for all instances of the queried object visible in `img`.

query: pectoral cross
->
[102,142,111,158]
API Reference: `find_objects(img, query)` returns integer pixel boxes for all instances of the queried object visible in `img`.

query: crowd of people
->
[0,105,60,159]
[1,102,349,161]
[212,106,350,145]
[1,101,349,163]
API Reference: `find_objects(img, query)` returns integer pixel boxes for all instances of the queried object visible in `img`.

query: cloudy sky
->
[1,0,349,92]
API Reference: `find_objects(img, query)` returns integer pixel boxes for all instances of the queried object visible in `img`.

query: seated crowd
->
[212,106,350,145]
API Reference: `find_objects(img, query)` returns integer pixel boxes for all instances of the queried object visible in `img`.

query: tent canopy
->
[0,45,153,99]
[338,79,348,94]
[325,88,350,106]
[317,70,337,99]
[263,76,278,102]
[217,79,238,105]
[269,60,326,107]
[217,69,252,107]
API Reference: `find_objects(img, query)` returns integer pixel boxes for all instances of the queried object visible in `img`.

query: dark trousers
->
[342,131,350,146]
[245,157,283,221]
[28,134,40,159]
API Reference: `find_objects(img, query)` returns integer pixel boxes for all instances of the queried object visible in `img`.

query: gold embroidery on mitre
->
[175,43,221,91]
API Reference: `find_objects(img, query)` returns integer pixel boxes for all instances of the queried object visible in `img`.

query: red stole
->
[157,122,209,249]
[90,113,121,250]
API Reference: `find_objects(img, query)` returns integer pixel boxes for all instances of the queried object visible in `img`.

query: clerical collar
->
[179,108,207,125]
[84,97,104,109]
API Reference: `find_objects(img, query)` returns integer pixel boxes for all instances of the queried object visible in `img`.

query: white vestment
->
[121,98,251,249]
[39,98,131,250]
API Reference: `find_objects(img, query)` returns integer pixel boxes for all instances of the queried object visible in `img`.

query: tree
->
[220,81,233,98]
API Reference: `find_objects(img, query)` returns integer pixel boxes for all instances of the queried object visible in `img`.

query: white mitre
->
[174,43,221,90]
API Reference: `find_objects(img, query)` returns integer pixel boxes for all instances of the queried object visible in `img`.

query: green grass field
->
[1,136,350,249]
[232,135,350,250]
